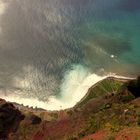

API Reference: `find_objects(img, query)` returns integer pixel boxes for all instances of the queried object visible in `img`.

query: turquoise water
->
[0,0,140,103]
[75,9,140,75]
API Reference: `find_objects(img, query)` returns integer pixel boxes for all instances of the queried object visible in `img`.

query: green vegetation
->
[50,112,58,120]
[100,103,112,110]
[8,77,140,140]
[30,115,42,125]
[77,78,123,107]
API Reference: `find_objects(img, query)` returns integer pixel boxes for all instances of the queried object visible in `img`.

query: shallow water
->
[0,0,140,109]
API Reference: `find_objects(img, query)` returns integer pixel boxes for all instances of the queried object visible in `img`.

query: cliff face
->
[2,76,140,140]
[0,99,25,139]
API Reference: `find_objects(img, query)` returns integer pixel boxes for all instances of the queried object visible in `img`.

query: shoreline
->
[75,75,136,107]
[0,75,136,111]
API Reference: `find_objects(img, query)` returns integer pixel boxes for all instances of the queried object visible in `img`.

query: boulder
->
[0,99,25,139]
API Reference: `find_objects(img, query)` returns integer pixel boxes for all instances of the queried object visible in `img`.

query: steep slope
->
[3,76,140,140]
[0,99,25,139]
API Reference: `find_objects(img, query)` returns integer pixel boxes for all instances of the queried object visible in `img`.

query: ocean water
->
[0,0,140,110]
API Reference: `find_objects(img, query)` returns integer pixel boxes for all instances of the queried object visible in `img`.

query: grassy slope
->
[9,77,140,140]
[76,77,124,107]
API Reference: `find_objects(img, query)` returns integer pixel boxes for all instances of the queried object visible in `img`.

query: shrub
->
[30,115,42,125]
[121,92,135,103]
[100,103,112,110]
[78,132,85,138]
[50,113,58,119]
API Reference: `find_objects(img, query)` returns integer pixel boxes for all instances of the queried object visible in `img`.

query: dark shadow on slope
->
[126,76,140,98]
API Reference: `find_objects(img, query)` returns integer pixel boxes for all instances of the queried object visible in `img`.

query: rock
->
[30,115,42,125]
[127,76,140,98]
[0,99,25,139]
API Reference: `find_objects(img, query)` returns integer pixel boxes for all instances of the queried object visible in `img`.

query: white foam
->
[0,1,7,15]
[0,64,135,111]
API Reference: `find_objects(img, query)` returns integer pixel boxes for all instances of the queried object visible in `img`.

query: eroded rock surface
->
[0,99,25,139]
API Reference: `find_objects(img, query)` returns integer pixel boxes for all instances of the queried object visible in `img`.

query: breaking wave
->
[0,64,134,110]
[0,0,139,110]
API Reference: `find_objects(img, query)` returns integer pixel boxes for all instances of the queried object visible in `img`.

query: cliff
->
[0,99,25,139]
[1,76,140,140]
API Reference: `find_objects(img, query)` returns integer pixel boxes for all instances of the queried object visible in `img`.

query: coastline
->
[0,74,136,111]
[75,75,136,107]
